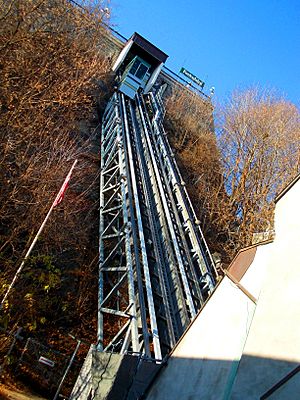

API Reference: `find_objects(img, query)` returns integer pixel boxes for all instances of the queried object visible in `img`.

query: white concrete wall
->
[147,276,256,400]
[70,345,94,400]
[146,177,300,400]
[275,178,300,244]
[239,242,273,300]
[230,178,300,399]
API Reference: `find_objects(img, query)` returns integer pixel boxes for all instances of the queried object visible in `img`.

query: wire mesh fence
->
[16,337,69,394]
[0,328,88,399]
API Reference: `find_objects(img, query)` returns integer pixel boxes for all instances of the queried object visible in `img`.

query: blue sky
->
[111,0,300,105]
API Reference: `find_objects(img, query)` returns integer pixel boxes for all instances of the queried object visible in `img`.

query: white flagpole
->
[0,159,78,308]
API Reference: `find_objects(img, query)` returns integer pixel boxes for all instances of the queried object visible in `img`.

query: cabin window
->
[135,64,148,80]
[129,59,140,75]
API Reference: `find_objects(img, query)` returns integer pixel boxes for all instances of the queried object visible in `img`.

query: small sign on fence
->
[38,356,55,368]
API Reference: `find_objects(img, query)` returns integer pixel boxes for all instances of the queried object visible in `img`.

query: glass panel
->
[135,64,148,80]
[129,59,140,75]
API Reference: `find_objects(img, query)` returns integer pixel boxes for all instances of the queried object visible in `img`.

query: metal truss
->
[98,88,217,360]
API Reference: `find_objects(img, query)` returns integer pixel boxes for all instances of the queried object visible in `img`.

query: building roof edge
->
[275,173,300,203]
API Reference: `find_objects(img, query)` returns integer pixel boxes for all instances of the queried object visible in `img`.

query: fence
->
[0,328,88,399]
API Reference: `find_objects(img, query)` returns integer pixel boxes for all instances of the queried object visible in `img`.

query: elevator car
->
[119,56,151,99]
[112,32,168,99]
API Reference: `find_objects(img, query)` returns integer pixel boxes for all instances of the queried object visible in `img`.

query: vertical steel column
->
[98,84,217,359]
[128,101,177,349]
[136,94,197,318]
[98,93,139,354]
[120,94,162,359]
[147,91,217,292]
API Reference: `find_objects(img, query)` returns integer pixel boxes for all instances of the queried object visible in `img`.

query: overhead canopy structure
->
[112,32,168,72]
[112,32,169,93]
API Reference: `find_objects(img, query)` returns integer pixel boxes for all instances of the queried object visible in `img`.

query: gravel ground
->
[0,384,47,400]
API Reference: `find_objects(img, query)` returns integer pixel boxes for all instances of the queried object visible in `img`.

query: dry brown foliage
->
[165,87,300,264]
[217,88,300,259]
[0,0,113,345]
[165,89,227,257]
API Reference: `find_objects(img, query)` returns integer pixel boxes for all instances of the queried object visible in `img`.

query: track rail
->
[98,88,217,359]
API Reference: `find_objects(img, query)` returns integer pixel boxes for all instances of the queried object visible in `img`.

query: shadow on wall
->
[144,355,300,400]
[69,352,300,400]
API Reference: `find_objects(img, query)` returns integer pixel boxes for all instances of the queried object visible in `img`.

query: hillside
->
[0,0,114,396]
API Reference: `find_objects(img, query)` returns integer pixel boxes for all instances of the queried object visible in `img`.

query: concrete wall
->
[146,176,300,400]
[146,276,256,400]
[264,370,300,399]
[70,346,94,400]
[230,177,300,399]
[239,243,272,300]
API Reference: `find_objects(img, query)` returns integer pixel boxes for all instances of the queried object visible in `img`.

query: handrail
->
[260,364,300,399]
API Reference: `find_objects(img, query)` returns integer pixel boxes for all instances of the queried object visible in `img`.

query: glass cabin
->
[119,56,151,99]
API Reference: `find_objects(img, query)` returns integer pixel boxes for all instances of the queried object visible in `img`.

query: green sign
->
[180,67,205,88]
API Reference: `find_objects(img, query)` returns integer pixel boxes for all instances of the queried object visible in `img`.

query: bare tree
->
[164,89,227,258]
[0,0,113,349]
[216,88,300,257]
[165,87,300,264]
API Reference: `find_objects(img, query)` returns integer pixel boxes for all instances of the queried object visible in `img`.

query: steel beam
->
[98,85,217,359]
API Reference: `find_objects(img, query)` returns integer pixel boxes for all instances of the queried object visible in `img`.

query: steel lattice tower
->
[98,86,217,360]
